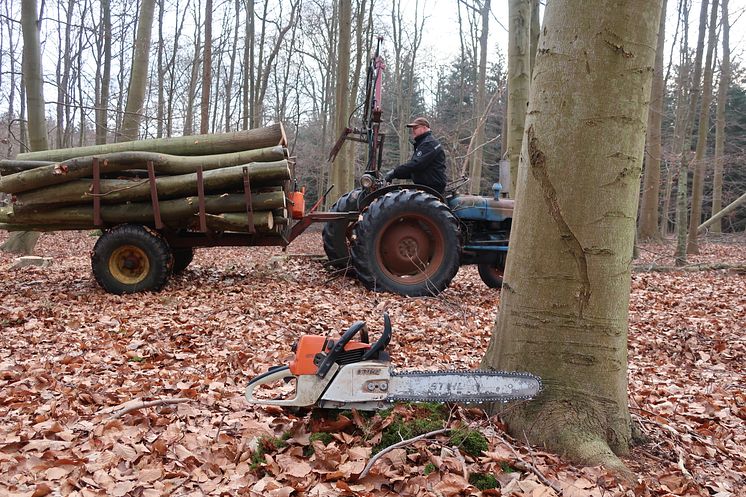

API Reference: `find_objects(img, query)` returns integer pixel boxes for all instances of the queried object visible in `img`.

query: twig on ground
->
[214,412,228,442]
[494,432,563,495]
[358,428,450,480]
[102,397,191,420]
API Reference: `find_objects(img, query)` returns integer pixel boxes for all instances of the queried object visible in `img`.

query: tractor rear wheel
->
[351,190,460,296]
[322,188,362,268]
[477,251,506,288]
[91,224,173,294]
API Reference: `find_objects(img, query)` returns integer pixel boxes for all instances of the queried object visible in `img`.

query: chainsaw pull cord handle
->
[362,312,392,361]
[316,320,367,378]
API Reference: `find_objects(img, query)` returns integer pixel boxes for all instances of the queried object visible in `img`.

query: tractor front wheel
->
[351,190,460,296]
[477,251,506,289]
[322,188,362,269]
[91,224,173,294]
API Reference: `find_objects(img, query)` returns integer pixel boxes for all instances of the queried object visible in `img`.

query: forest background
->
[0,0,745,235]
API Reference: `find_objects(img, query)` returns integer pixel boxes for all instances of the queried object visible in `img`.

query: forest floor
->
[0,230,744,497]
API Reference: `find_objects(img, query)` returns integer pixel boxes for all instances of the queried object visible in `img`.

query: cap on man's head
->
[405,117,431,128]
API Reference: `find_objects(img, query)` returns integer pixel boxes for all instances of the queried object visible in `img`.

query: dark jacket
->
[390,131,447,195]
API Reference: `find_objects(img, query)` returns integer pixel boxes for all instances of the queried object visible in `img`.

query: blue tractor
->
[322,38,512,297]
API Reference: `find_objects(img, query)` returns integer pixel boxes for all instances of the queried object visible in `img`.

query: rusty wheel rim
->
[375,213,445,285]
[109,245,150,285]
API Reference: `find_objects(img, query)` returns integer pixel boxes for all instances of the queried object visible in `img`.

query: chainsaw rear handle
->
[316,320,367,378]
[363,313,392,361]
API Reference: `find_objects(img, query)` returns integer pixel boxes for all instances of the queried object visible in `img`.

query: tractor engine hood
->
[448,195,514,223]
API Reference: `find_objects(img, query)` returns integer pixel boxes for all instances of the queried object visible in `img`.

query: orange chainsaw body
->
[289,335,371,376]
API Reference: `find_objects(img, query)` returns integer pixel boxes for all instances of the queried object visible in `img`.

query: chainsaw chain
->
[387,369,542,404]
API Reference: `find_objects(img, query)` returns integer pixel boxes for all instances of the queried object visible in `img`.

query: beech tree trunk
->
[96,0,111,145]
[330,0,353,200]
[200,0,213,135]
[119,0,156,142]
[482,0,662,473]
[675,0,709,265]
[468,0,491,195]
[1,0,48,255]
[638,0,667,241]
[507,0,531,198]
[687,0,720,254]
[712,0,730,234]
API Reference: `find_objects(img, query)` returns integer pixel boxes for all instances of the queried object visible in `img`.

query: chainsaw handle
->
[245,366,296,405]
[362,313,392,361]
[316,320,367,378]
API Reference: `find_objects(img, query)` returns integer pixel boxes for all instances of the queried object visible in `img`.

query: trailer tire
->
[351,189,460,296]
[477,251,506,289]
[322,188,362,269]
[172,248,194,274]
[91,224,173,294]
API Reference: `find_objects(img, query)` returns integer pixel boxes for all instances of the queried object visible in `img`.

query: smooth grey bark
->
[119,0,157,141]
[482,0,662,473]
[638,0,667,241]
[712,0,730,233]
[687,0,720,254]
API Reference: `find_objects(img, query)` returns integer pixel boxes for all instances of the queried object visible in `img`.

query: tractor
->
[321,37,512,297]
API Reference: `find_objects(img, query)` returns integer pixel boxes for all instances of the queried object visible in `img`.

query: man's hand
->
[383,170,395,182]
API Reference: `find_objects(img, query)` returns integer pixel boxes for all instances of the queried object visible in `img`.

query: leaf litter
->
[0,230,744,496]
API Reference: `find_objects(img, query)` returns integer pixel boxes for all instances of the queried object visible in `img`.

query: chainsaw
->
[246,314,542,410]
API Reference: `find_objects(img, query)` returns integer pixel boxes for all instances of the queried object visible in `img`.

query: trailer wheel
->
[91,224,173,294]
[322,188,362,268]
[351,190,460,296]
[172,248,194,274]
[477,251,506,289]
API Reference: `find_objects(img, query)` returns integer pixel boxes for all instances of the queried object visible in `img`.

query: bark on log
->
[203,212,274,232]
[14,176,287,210]
[16,123,287,162]
[0,160,54,175]
[0,147,287,193]
[11,161,290,206]
[1,200,275,230]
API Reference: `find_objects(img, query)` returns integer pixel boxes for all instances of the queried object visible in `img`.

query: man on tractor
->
[384,117,447,196]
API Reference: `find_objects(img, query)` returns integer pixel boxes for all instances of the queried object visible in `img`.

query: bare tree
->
[330,0,353,199]
[119,0,157,141]
[468,0,491,195]
[712,0,730,233]
[1,0,48,254]
[483,0,663,473]
[200,0,213,134]
[638,0,667,241]
[687,0,720,254]
[506,0,530,197]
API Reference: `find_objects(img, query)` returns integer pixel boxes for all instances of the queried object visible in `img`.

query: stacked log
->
[0,125,292,235]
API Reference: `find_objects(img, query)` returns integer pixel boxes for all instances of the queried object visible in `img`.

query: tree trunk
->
[242,0,254,130]
[200,0,213,135]
[16,124,286,162]
[506,0,531,198]
[481,0,662,473]
[331,0,352,200]
[638,0,667,241]
[20,0,48,153]
[675,0,709,264]
[712,0,729,234]
[183,2,202,137]
[119,0,156,141]
[2,0,48,255]
[698,190,746,232]
[468,0,491,195]
[687,0,720,254]
[156,0,165,138]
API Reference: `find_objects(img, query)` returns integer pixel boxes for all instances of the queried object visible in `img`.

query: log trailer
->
[0,38,512,297]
